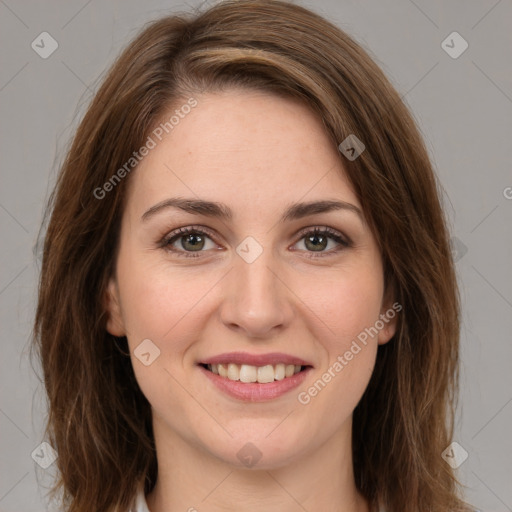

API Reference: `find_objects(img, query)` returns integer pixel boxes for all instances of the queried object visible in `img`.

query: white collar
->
[131,486,150,512]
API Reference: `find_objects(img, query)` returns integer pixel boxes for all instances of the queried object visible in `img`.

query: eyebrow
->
[141,197,364,223]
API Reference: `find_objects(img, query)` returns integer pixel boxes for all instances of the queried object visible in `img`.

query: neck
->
[145,416,370,512]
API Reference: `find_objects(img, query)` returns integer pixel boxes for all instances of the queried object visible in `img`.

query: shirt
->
[130,487,150,512]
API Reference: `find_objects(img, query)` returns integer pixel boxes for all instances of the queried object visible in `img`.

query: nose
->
[218,245,294,338]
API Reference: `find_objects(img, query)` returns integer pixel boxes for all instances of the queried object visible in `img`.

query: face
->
[105,88,397,469]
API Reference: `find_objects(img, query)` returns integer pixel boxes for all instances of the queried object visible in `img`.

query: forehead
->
[125,89,359,215]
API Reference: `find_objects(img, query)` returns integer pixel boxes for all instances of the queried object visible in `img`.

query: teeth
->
[240,364,257,383]
[257,364,274,383]
[207,363,302,383]
[227,363,240,381]
[274,363,285,380]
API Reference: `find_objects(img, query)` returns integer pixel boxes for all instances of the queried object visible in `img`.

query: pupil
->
[182,233,204,251]
[306,233,326,251]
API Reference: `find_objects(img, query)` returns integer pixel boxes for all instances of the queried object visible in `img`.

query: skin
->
[105,89,397,512]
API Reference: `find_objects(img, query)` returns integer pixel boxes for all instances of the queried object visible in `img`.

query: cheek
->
[115,240,222,353]
[116,257,219,413]
[298,281,381,409]
[294,264,383,394]
[297,261,384,345]
[332,283,381,340]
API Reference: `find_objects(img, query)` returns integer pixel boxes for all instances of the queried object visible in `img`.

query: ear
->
[377,281,400,346]
[104,277,126,336]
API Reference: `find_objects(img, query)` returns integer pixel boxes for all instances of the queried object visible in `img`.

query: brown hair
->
[32,1,473,511]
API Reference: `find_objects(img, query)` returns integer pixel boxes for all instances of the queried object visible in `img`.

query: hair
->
[31,1,473,511]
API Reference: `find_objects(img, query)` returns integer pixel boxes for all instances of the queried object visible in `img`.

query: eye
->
[292,227,350,257]
[160,226,219,258]
[160,225,351,259]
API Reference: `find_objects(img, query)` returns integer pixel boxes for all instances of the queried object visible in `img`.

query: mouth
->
[197,356,313,402]
[199,362,311,383]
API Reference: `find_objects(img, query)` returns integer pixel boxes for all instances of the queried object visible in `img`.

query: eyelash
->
[159,225,351,259]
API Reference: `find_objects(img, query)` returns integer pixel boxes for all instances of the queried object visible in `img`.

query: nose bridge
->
[219,240,291,336]
[239,250,278,301]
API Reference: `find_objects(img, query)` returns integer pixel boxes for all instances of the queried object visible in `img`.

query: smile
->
[202,363,305,383]
[199,364,312,402]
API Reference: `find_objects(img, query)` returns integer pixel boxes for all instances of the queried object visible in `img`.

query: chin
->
[203,429,309,470]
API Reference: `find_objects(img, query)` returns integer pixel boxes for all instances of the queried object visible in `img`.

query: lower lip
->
[198,365,312,402]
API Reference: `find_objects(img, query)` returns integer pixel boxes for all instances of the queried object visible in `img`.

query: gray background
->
[1,0,511,511]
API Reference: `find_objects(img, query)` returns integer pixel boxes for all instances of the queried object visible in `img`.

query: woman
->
[32,1,474,511]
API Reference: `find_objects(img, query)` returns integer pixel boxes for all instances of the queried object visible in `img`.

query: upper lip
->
[199,351,313,367]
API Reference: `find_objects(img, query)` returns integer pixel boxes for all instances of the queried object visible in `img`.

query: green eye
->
[161,226,350,259]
